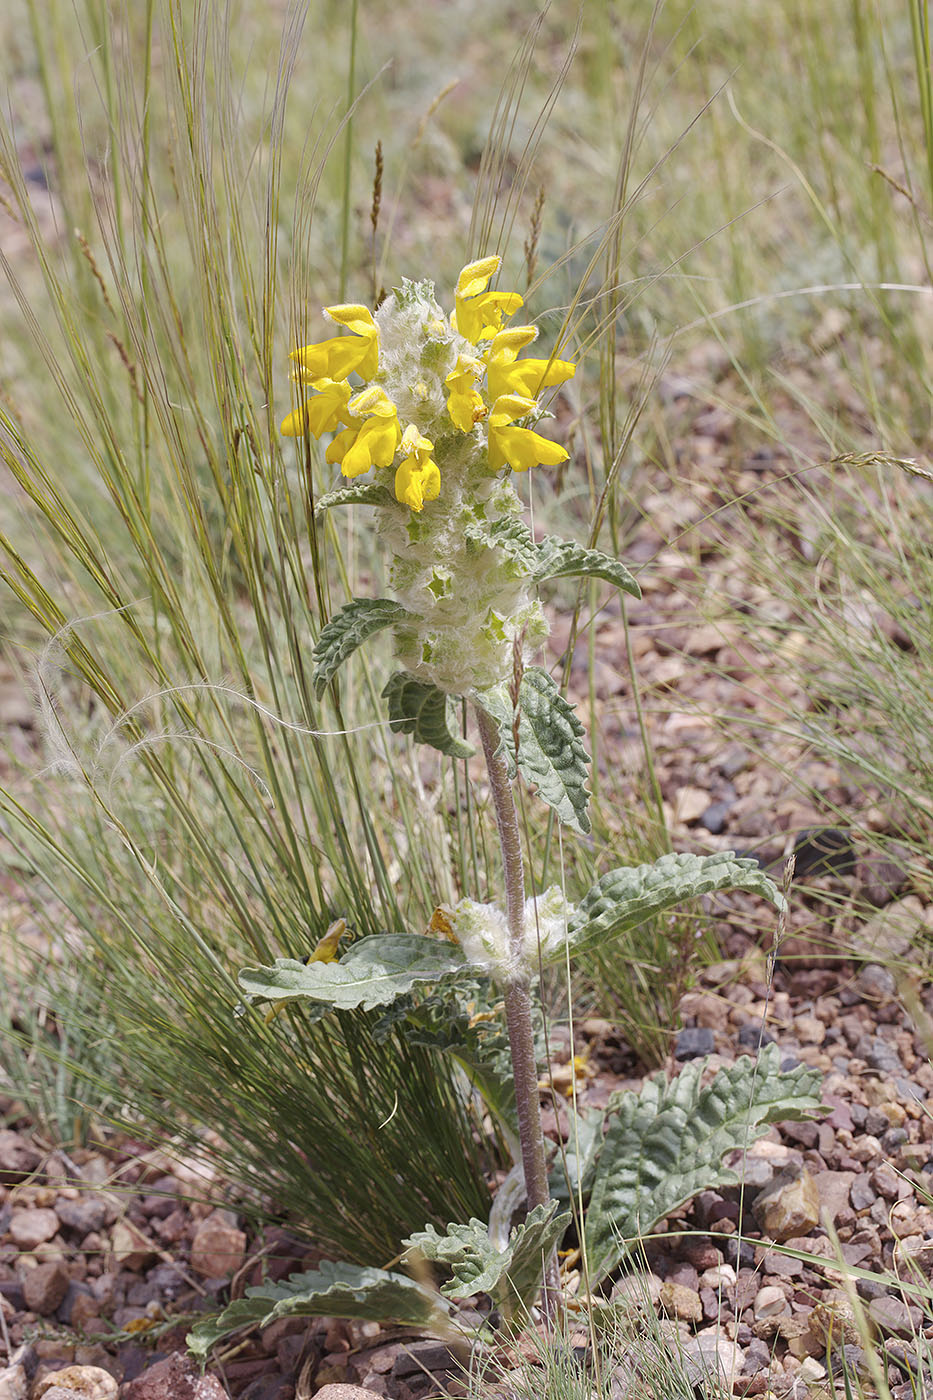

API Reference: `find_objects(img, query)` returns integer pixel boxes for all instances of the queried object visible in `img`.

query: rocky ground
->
[1,913,933,1400]
[1,243,931,1400]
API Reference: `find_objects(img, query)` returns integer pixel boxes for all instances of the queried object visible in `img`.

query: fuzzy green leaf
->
[564,851,785,962]
[383,672,474,758]
[403,1201,569,1320]
[312,599,407,698]
[583,1043,825,1284]
[238,934,468,1012]
[476,517,541,573]
[479,668,591,834]
[314,480,398,515]
[187,1261,447,1360]
[533,535,641,597]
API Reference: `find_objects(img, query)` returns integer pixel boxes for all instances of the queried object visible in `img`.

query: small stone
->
[0,1132,42,1183]
[0,1367,27,1400]
[35,1368,118,1400]
[872,1162,904,1200]
[700,1263,736,1289]
[9,1209,60,1249]
[674,787,712,824]
[798,1357,826,1382]
[190,1210,246,1279]
[674,1027,715,1061]
[660,1281,703,1322]
[610,1271,663,1307]
[21,1261,69,1316]
[794,1015,825,1045]
[122,1353,229,1400]
[680,1334,745,1390]
[753,1170,820,1242]
[868,1295,923,1337]
[314,1389,387,1400]
[855,964,897,1002]
[110,1222,157,1272]
[699,802,731,835]
[54,1199,111,1236]
[814,1170,857,1226]
[867,1038,904,1076]
[737,1023,776,1049]
[850,1176,876,1212]
[754,1286,788,1319]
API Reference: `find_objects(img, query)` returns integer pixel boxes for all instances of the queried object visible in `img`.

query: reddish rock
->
[122,1353,229,1400]
[0,1133,42,1184]
[189,1210,246,1279]
[9,1210,60,1250]
[20,1262,69,1317]
[109,1222,157,1272]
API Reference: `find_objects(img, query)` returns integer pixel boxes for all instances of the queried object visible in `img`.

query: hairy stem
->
[475,705,559,1313]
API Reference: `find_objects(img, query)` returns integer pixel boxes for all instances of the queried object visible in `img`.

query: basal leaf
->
[188,1261,447,1360]
[563,851,784,963]
[583,1043,824,1283]
[238,934,468,1012]
[383,672,474,759]
[403,1201,570,1321]
[534,535,641,598]
[314,480,398,515]
[312,599,407,698]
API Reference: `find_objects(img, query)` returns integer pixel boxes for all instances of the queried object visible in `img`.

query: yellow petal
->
[395,455,441,511]
[489,423,569,473]
[455,256,501,299]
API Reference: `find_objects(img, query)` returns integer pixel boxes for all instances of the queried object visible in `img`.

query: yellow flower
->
[331,386,401,479]
[395,424,441,511]
[487,394,570,473]
[485,326,576,404]
[453,256,523,344]
[445,355,487,433]
[280,377,353,438]
[290,304,380,383]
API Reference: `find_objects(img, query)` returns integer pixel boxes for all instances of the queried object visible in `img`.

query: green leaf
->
[533,535,641,598]
[239,934,468,1013]
[383,672,474,759]
[315,480,398,515]
[583,1043,825,1284]
[403,1201,570,1321]
[477,669,591,834]
[563,851,785,963]
[470,516,541,573]
[187,1261,448,1360]
[312,599,407,699]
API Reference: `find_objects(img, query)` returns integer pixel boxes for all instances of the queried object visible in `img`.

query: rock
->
[660,1281,702,1322]
[189,1210,246,1279]
[753,1170,820,1242]
[54,1199,112,1236]
[871,1162,904,1200]
[35,1368,117,1400]
[893,1234,933,1277]
[700,1263,736,1290]
[868,1295,923,1337]
[313,1390,387,1400]
[21,1261,69,1316]
[754,1285,788,1319]
[680,1334,745,1390]
[611,1271,663,1307]
[0,1132,42,1183]
[814,1170,857,1225]
[674,787,711,824]
[737,1023,776,1049]
[674,1027,715,1061]
[122,1353,229,1400]
[855,964,897,1003]
[850,1175,876,1212]
[792,827,856,879]
[856,896,927,960]
[110,1222,157,1272]
[9,1209,60,1249]
[0,1366,27,1400]
[799,1357,827,1382]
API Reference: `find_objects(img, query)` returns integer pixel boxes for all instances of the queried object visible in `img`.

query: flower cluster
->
[282,256,575,512]
[284,257,576,694]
